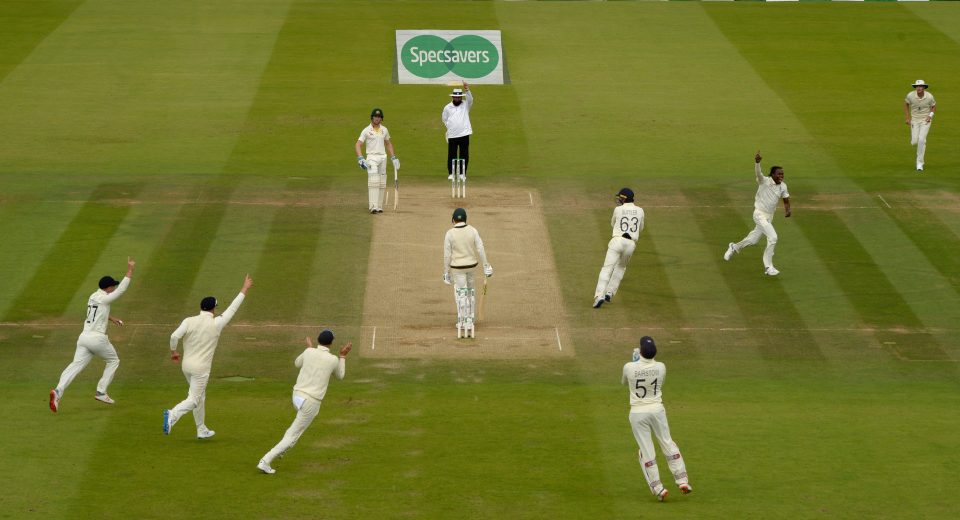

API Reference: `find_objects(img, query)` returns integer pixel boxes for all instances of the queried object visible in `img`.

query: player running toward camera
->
[163,274,252,439]
[593,188,644,308]
[258,330,351,475]
[355,108,399,214]
[50,257,136,412]
[443,208,492,339]
[442,82,473,180]
[622,336,692,502]
[904,79,936,172]
[723,151,791,276]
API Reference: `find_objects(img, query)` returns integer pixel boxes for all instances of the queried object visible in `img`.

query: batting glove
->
[443,272,452,285]
[632,348,641,362]
[357,156,367,170]
[391,157,400,170]
[483,264,493,277]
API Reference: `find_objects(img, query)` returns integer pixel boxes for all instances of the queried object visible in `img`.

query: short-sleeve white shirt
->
[906,90,936,123]
[755,176,789,215]
[357,124,391,156]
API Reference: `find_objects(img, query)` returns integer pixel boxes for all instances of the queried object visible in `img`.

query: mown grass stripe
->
[0,0,81,86]
[879,205,960,295]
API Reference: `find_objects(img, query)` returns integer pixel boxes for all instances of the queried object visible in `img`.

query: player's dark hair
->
[769,166,783,176]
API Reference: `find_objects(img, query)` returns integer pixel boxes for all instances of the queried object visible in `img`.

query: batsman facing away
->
[443,208,492,339]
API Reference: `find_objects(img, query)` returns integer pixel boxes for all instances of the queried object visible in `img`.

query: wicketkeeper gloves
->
[357,156,367,170]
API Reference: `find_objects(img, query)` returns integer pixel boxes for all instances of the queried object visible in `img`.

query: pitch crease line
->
[555,327,562,351]
[877,194,892,209]
[371,326,377,350]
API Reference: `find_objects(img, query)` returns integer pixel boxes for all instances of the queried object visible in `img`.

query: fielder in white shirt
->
[593,188,644,308]
[49,257,136,412]
[622,336,692,501]
[163,274,252,439]
[904,79,936,172]
[258,330,352,474]
[443,207,492,338]
[723,151,791,276]
[442,82,474,180]
[355,107,399,214]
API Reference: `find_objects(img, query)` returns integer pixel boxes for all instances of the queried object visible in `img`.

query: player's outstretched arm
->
[783,197,791,218]
[754,150,763,183]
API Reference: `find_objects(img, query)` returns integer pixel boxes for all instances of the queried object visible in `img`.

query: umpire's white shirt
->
[169,293,245,374]
[610,203,644,241]
[754,163,789,215]
[622,358,666,412]
[82,277,130,335]
[442,91,474,140]
[293,346,345,402]
[444,223,489,269]
[357,124,391,156]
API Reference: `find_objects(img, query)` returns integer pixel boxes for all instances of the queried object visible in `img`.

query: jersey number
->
[634,378,659,399]
[85,305,99,323]
[619,217,639,233]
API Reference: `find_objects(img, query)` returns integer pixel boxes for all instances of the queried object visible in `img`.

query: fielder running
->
[904,79,936,172]
[355,108,400,214]
[163,274,253,439]
[442,82,473,180]
[258,330,352,474]
[443,208,492,338]
[49,257,136,412]
[593,188,644,308]
[622,336,692,501]
[723,151,791,276]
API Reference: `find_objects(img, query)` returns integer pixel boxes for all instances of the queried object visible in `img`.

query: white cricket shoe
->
[917,165,924,172]
[723,243,736,261]
[657,488,668,502]
[447,173,454,180]
[604,293,612,303]
[94,392,115,405]
[257,460,276,474]
[679,483,693,494]
[765,266,780,276]
[197,426,216,439]
[593,297,604,309]
[49,388,60,413]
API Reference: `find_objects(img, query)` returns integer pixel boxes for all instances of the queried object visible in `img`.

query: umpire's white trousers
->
[910,120,932,168]
[56,332,119,395]
[366,153,387,210]
[262,391,322,465]
[734,209,777,270]
[629,405,689,496]
[595,236,636,299]
[168,369,210,430]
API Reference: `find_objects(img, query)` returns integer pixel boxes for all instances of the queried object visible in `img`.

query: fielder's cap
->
[371,107,384,119]
[912,79,929,88]
[98,276,121,290]
[639,336,657,359]
[450,88,464,97]
[452,207,467,222]
[317,329,335,346]
[617,188,634,203]
[200,296,217,311]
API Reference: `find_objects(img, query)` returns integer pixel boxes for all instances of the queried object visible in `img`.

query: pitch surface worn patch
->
[360,183,572,359]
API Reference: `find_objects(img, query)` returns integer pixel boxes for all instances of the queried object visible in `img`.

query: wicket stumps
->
[451,158,466,198]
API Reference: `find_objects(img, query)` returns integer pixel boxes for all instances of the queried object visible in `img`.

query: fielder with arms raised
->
[355,108,400,214]
[163,274,253,439]
[258,330,351,474]
[594,188,644,308]
[443,208,492,339]
[622,336,692,502]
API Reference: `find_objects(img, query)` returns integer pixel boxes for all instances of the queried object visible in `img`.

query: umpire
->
[442,81,474,179]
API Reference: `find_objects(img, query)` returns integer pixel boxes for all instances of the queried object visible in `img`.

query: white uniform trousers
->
[366,153,387,211]
[629,405,689,496]
[734,209,778,270]
[168,369,210,430]
[56,332,119,395]
[262,392,321,465]
[910,120,932,168]
[595,236,636,299]
[451,268,477,326]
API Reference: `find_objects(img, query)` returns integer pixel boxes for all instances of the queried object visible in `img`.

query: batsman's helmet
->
[452,207,467,222]
[317,329,335,346]
[617,188,634,204]
[200,296,217,311]
[639,336,657,359]
[371,108,384,119]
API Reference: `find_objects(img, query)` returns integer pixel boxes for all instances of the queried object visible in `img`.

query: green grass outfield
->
[1,1,959,518]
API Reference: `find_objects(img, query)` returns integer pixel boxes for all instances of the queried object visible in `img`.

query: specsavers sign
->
[396,30,505,85]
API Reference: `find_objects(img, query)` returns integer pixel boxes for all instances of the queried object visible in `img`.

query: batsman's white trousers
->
[734,209,777,270]
[168,369,210,430]
[262,391,321,465]
[595,236,636,299]
[366,153,387,210]
[451,268,477,325]
[56,332,119,395]
[910,120,932,167]
[629,404,689,496]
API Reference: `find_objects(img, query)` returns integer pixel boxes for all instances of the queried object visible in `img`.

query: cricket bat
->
[478,278,487,321]
[393,163,399,210]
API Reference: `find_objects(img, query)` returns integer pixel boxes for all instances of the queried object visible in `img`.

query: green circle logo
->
[401,34,499,79]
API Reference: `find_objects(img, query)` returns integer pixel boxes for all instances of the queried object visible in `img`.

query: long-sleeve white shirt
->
[441,91,474,140]
[293,346,345,402]
[610,203,644,241]
[622,358,666,411]
[82,277,131,335]
[753,162,789,215]
[443,223,489,269]
[170,292,245,374]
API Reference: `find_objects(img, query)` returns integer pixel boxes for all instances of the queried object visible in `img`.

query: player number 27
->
[634,378,659,399]
[619,217,640,233]
[85,305,99,323]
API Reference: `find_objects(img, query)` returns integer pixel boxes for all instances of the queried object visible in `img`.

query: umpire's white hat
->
[450,88,464,97]
[912,79,929,88]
